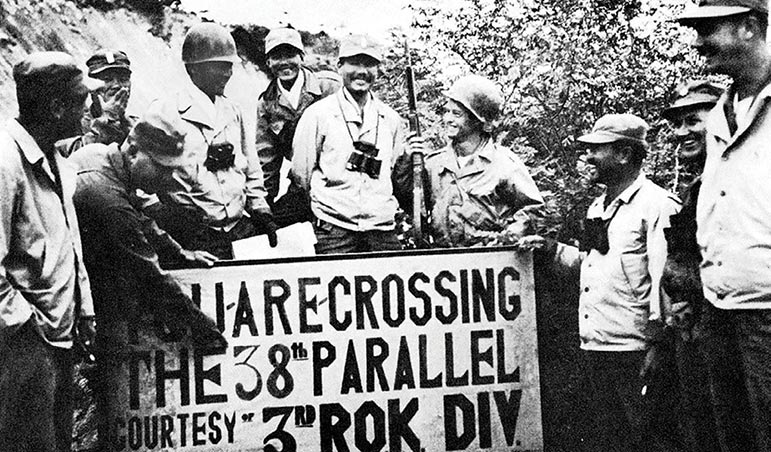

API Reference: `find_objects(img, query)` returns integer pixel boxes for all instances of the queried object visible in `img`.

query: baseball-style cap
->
[265,27,304,55]
[338,34,382,63]
[128,109,197,168]
[577,114,650,147]
[86,50,131,77]
[677,0,768,23]
[13,51,85,93]
[662,80,724,120]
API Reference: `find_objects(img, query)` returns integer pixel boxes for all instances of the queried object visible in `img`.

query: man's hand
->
[516,235,548,251]
[251,211,278,248]
[639,343,665,380]
[179,249,218,267]
[99,86,129,119]
[407,133,428,155]
[76,316,97,363]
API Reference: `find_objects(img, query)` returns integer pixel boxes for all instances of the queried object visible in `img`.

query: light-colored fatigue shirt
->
[555,174,680,351]
[149,82,270,232]
[291,88,407,231]
[697,81,771,309]
[0,119,94,348]
[425,138,544,247]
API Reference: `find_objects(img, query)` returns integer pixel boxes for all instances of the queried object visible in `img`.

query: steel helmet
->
[182,22,238,65]
[446,75,503,133]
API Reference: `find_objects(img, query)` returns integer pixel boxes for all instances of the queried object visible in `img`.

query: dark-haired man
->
[678,0,771,449]
[57,49,136,157]
[518,114,680,452]
[660,80,736,452]
[146,22,277,259]
[292,34,407,254]
[0,51,95,452]
[71,108,228,449]
[256,27,340,226]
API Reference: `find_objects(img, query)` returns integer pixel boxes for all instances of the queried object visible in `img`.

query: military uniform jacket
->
[292,88,407,231]
[148,83,270,232]
[424,139,544,247]
[554,175,680,351]
[0,119,94,348]
[255,67,340,201]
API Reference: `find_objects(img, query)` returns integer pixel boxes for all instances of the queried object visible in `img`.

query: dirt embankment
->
[0,0,268,125]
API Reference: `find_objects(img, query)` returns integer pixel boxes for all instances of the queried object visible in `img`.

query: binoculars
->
[346,141,382,179]
[204,142,236,171]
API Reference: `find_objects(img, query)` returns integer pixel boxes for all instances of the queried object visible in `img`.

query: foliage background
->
[385,0,705,243]
[372,1,709,449]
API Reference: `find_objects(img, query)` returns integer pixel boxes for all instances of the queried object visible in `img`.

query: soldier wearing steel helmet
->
[404,75,543,247]
[256,27,340,227]
[144,22,277,259]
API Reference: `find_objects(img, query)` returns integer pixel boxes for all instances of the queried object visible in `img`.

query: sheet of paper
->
[232,221,316,260]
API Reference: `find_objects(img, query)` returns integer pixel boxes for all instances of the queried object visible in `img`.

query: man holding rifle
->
[403,75,543,247]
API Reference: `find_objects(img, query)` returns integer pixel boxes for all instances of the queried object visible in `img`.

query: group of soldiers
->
[0,0,770,450]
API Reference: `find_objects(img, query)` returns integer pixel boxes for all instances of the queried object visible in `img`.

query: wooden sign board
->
[108,248,542,451]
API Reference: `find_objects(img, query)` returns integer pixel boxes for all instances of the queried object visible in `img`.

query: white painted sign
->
[108,248,542,451]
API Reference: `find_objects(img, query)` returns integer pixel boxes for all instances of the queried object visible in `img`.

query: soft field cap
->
[662,80,724,120]
[265,27,304,55]
[577,114,650,146]
[86,49,131,77]
[129,107,197,168]
[338,34,382,62]
[13,51,84,92]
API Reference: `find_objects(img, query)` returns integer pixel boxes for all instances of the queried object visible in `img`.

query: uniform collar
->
[339,87,375,122]
[177,81,225,129]
[709,71,771,146]
[589,173,646,220]
[7,118,57,183]
[436,137,495,177]
[277,68,306,109]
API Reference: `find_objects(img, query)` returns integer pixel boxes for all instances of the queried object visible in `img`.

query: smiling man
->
[143,22,277,259]
[291,34,408,254]
[677,0,771,450]
[660,80,737,452]
[517,114,681,452]
[402,75,543,247]
[255,27,340,226]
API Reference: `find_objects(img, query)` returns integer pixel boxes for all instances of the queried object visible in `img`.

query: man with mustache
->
[677,0,771,449]
[256,27,340,226]
[144,22,277,259]
[517,114,681,452]
[56,49,136,157]
[291,34,408,254]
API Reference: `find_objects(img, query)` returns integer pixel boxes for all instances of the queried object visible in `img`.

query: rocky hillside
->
[0,0,268,125]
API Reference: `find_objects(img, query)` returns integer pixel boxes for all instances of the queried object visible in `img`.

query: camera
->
[204,142,235,171]
[346,141,382,179]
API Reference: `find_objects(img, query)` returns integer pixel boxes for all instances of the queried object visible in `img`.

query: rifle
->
[405,40,426,247]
